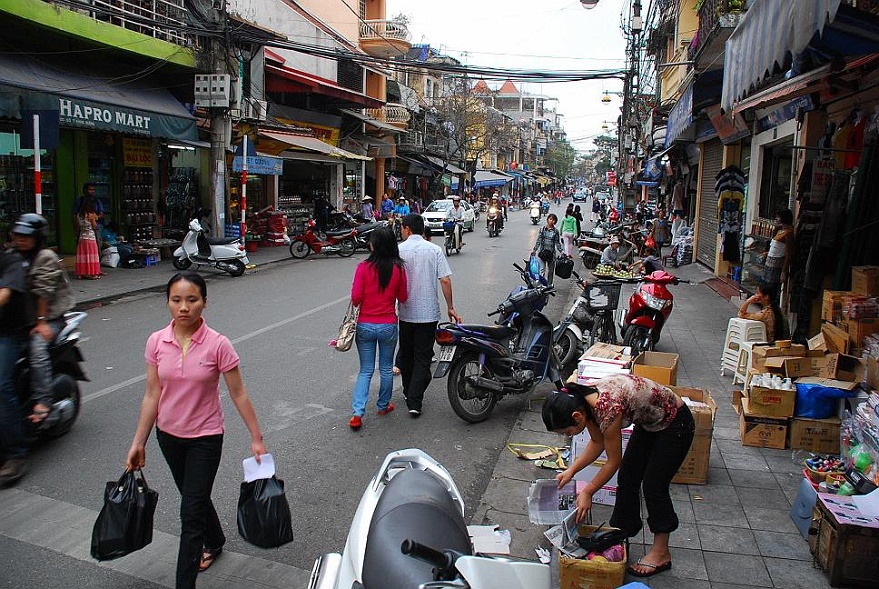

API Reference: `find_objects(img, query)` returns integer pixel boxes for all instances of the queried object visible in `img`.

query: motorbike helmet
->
[610,237,620,245]
[12,213,49,236]
[452,195,461,201]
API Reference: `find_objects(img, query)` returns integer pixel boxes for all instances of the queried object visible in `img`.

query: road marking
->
[0,488,310,588]
[81,296,349,404]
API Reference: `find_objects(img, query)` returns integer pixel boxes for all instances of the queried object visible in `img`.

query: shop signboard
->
[57,96,196,139]
[232,155,283,175]
[756,95,815,133]
[123,138,153,168]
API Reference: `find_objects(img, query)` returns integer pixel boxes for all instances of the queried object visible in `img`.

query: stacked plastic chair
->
[721,318,767,378]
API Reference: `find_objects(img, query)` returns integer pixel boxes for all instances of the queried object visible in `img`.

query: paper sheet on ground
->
[467,525,511,554]
[242,453,275,482]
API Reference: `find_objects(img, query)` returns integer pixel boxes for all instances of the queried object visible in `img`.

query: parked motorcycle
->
[433,263,565,423]
[529,201,542,225]
[289,219,357,258]
[485,204,503,238]
[19,311,89,440]
[308,448,550,589]
[353,220,388,250]
[619,270,689,357]
[172,218,249,277]
[443,220,464,256]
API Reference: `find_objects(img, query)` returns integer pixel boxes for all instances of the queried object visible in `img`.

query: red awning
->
[266,64,382,109]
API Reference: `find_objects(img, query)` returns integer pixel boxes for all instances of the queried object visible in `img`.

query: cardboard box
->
[762,355,819,376]
[739,398,789,449]
[747,382,797,418]
[780,354,839,379]
[752,343,807,358]
[809,332,828,353]
[559,525,627,589]
[795,376,859,391]
[821,322,850,354]
[671,387,717,485]
[581,342,631,362]
[822,290,854,322]
[574,465,619,506]
[631,351,679,386]
[789,417,841,454]
[851,265,879,295]
[572,426,632,465]
[841,317,879,348]
[810,497,879,587]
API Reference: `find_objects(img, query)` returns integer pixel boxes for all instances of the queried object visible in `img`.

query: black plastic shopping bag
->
[91,469,159,561]
[237,476,294,548]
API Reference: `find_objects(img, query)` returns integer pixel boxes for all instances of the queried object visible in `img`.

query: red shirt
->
[351,261,408,324]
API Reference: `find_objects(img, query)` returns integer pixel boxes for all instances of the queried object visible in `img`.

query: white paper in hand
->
[242,453,275,482]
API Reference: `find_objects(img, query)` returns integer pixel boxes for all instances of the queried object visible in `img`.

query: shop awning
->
[348,134,396,158]
[340,108,405,133]
[420,155,467,175]
[266,64,382,109]
[260,131,371,161]
[0,54,196,140]
[473,170,513,188]
[722,1,879,111]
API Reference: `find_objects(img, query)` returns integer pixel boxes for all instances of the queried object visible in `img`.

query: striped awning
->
[722,0,842,111]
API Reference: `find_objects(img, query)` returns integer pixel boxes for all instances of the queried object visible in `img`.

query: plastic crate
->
[586,281,622,311]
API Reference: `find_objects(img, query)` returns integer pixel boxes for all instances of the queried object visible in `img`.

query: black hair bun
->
[564,382,598,397]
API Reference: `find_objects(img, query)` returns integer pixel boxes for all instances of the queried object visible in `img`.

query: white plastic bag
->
[101,246,120,268]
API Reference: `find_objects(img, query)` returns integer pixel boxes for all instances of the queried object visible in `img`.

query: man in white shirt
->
[397,214,462,416]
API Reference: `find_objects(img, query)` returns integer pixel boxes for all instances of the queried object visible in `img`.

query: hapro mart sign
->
[56,97,196,140]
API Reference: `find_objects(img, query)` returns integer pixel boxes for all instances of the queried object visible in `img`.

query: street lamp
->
[601,90,624,103]
[580,0,600,8]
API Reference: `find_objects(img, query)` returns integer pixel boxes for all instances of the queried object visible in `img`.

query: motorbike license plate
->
[437,345,456,362]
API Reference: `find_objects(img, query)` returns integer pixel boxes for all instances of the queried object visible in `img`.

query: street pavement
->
[1,209,837,588]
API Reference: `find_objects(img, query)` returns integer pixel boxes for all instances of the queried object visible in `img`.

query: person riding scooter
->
[445,196,466,249]
[11,214,75,429]
[487,195,504,232]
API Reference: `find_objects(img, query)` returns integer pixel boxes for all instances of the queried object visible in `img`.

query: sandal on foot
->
[627,559,672,578]
[198,547,222,572]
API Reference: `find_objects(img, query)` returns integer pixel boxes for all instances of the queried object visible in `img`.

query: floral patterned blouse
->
[592,374,679,433]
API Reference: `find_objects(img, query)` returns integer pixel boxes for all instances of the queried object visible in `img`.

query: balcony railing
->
[359,19,411,43]
[366,104,411,125]
[65,0,195,47]
[690,0,747,61]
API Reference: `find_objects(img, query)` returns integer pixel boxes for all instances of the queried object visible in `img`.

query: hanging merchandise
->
[716,166,745,264]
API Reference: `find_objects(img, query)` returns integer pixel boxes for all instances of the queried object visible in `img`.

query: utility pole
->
[209,4,231,238]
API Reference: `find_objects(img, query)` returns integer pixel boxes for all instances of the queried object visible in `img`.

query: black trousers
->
[157,429,225,589]
[610,405,695,537]
[397,321,437,411]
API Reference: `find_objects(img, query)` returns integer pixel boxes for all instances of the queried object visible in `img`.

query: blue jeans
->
[352,322,398,416]
[0,336,25,459]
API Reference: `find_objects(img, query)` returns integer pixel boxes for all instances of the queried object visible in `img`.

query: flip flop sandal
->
[627,559,672,578]
[198,547,222,572]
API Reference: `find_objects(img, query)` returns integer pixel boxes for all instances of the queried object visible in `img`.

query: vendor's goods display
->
[592,264,637,280]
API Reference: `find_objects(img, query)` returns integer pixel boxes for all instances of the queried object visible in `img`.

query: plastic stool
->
[721,318,766,376]
[732,342,757,386]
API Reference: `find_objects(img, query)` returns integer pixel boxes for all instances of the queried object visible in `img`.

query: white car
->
[422,199,476,234]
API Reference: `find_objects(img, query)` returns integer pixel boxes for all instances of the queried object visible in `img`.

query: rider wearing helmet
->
[11,214,75,427]
[487,194,504,231]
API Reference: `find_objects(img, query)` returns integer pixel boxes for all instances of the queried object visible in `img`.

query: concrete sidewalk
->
[66,244,295,308]
[473,261,835,589]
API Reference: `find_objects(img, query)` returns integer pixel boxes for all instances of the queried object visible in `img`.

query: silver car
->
[422,199,476,234]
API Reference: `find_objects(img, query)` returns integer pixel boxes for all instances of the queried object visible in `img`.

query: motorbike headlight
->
[489,207,498,214]
[643,292,670,311]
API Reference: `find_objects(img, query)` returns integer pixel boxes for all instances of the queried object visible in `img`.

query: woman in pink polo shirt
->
[125,271,266,588]
[348,227,408,430]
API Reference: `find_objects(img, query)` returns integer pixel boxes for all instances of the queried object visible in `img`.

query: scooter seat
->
[362,469,471,589]
[325,228,354,237]
[458,324,516,340]
[205,236,238,245]
[356,222,383,233]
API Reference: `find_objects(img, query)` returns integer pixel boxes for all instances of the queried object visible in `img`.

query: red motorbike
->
[289,219,357,258]
[619,270,689,357]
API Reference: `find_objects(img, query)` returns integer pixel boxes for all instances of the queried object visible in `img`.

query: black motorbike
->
[485,204,503,238]
[433,264,564,423]
[19,311,88,440]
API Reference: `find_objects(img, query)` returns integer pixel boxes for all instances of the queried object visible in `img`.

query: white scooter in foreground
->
[309,449,550,589]
[172,218,250,277]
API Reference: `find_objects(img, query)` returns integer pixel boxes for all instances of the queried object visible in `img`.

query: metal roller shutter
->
[697,139,724,267]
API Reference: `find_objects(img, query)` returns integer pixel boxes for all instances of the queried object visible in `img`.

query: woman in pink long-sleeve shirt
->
[348,228,408,430]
